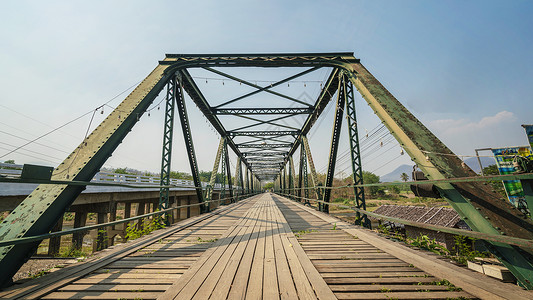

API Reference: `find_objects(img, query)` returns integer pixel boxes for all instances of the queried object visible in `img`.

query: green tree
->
[114,167,133,174]
[400,172,409,182]
[362,171,384,197]
[263,182,274,191]
[1,160,17,170]
[169,171,192,180]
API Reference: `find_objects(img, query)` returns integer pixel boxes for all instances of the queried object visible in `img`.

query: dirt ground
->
[12,258,80,282]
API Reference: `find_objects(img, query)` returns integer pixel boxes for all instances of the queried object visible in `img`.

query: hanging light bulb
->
[158,105,160,110]
[400,148,404,155]
[148,112,150,117]
[304,82,306,87]
[287,82,290,87]
[206,79,208,84]
[100,107,104,114]
[380,139,383,147]
[320,83,323,88]
[222,80,224,85]
[425,155,430,161]
[461,156,467,169]
[240,81,242,85]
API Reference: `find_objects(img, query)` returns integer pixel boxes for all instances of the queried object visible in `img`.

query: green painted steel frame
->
[159,78,176,211]
[1,52,532,288]
[322,73,346,213]
[343,74,369,228]
[175,73,205,212]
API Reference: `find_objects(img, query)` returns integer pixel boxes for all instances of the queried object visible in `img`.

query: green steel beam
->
[228,130,299,136]
[175,73,205,212]
[214,108,312,115]
[343,74,369,228]
[302,135,322,202]
[205,137,226,210]
[322,73,346,213]
[159,78,176,212]
[223,140,234,202]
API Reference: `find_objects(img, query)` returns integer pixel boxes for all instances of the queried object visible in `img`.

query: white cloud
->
[426,110,527,156]
[429,111,516,136]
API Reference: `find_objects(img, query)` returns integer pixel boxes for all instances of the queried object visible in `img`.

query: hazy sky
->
[1,0,532,180]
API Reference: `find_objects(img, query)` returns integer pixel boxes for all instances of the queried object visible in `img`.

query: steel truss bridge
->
[0,53,533,294]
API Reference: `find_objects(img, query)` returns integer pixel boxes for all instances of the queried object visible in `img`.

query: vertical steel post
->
[245,167,249,195]
[234,157,242,201]
[175,73,205,212]
[302,135,321,204]
[343,74,370,228]
[323,72,346,213]
[288,156,294,199]
[223,139,234,202]
[220,148,227,202]
[206,137,225,211]
[159,78,176,212]
[290,156,296,200]
[298,148,304,201]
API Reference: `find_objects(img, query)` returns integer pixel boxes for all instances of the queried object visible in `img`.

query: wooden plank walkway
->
[2,193,532,300]
[159,193,335,299]
[0,196,260,300]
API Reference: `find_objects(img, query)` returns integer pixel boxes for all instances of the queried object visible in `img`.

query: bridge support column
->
[47,214,64,256]
[72,212,88,250]
[159,78,176,220]
[94,213,108,251]
[175,73,205,212]
[223,140,234,203]
[343,74,370,228]
[206,137,226,211]
[322,72,346,213]
[302,135,321,206]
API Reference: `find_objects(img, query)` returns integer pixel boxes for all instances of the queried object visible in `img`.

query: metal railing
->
[0,163,230,189]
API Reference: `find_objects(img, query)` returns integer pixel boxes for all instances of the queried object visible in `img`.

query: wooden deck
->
[1,193,531,300]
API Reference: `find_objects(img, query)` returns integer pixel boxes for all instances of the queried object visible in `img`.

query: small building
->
[373,205,470,251]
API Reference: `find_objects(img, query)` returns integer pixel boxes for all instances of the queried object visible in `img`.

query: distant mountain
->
[380,164,414,183]
[464,156,496,173]
[378,157,497,183]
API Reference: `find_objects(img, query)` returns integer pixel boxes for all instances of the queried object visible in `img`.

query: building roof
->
[373,205,469,229]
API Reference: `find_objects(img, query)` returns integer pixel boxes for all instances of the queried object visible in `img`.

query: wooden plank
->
[158,196,261,299]
[334,291,474,300]
[272,197,336,300]
[329,284,452,292]
[81,273,181,279]
[225,217,260,299]
[208,202,261,299]
[262,200,280,300]
[42,291,161,299]
[59,284,169,292]
[324,277,435,284]
[271,200,298,300]
[319,271,429,278]
[192,201,261,299]
[245,215,266,299]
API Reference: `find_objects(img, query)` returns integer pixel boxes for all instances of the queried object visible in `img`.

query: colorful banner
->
[491,147,531,208]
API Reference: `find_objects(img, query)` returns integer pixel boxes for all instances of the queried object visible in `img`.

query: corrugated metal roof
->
[373,205,464,228]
